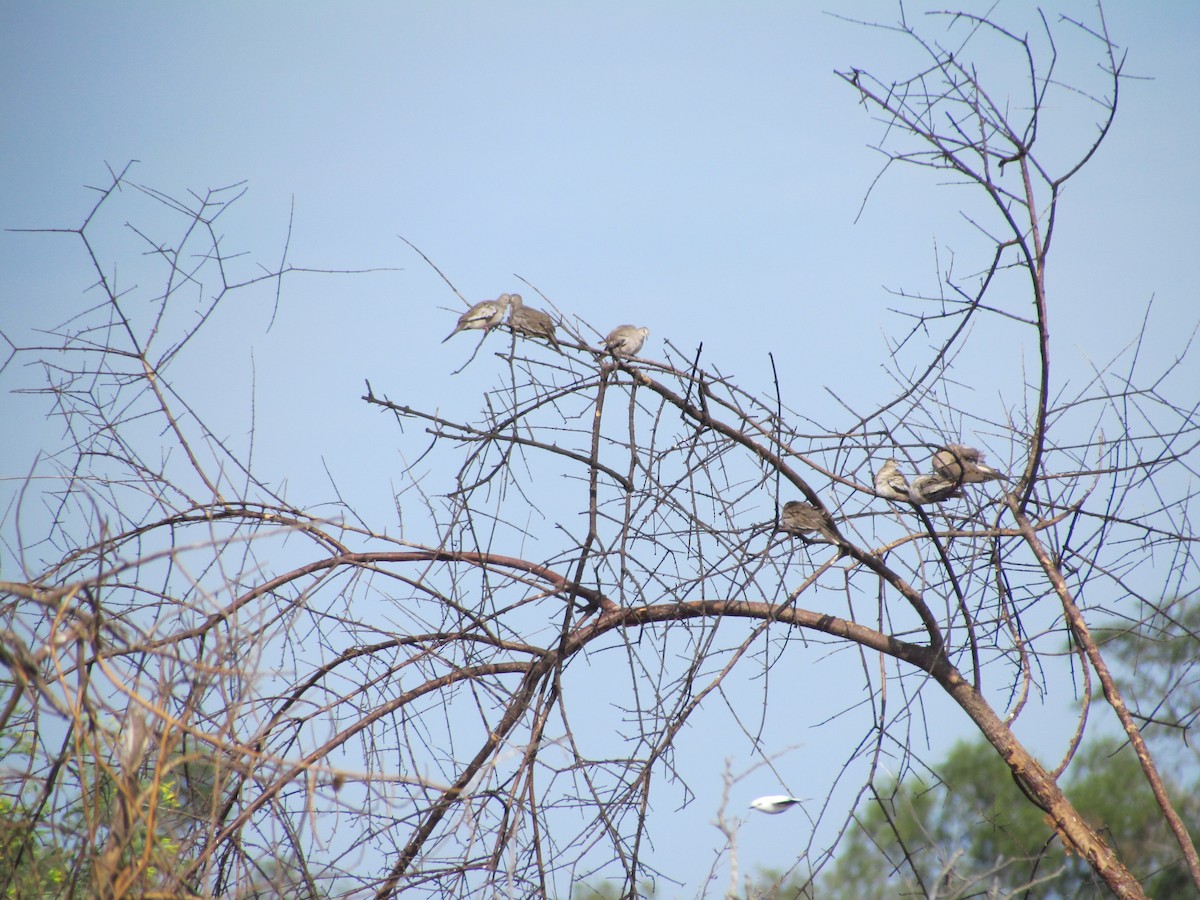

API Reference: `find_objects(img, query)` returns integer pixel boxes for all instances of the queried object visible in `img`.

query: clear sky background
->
[2,1,1198,894]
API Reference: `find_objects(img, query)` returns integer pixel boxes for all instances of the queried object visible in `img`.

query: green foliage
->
[0,734,89,898]
[816,736,1199,898]
[808,597,1200,898]
[0,705,236,899]
[1095,596,1200,767]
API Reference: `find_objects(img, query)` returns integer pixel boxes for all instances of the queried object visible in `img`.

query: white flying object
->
[749,795,805,815]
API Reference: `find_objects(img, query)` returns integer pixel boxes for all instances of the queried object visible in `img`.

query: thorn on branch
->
[998,148,1027,172]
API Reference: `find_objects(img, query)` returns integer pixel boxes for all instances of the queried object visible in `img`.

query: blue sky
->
[3,1,1198,894]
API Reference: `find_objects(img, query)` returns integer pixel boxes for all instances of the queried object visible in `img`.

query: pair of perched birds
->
[777,445,1006,545]
[874,445,1007,505]
[442,293,650,357]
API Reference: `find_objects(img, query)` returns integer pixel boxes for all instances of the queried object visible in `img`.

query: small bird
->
[750,795,805,815]
[603,324,650,358]
[874,459,910,501]
[779,500,838,541]
[908,473,965,505]
[932,444,1007,484]
[442,294,511,343]
[507,294,559,349]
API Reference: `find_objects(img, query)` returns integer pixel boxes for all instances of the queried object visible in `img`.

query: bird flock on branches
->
[441,292,1007,547]
[441,291,648,358]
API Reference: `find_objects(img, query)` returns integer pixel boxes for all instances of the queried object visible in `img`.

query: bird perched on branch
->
[441,294,511,343]
[779,500,838,541]
[507,294,559,349]
[874,459,910,501]
[603,324,650,358]
[750,795,805,815]
[932,443,1007,484]
[908,473,965,505]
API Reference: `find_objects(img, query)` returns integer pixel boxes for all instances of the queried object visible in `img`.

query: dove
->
[779,500,838,541]
[119,709,151,776]
[507,294,559,349]
[603,324,650,358]
[874,459,910,501]
[932,443,1007,484]
[442,294,511,343]
[750,795,805,815]
[908,473,965,505]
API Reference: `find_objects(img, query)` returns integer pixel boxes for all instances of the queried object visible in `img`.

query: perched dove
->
[874,459,910,501]
[908,473,965,505]
[779,500,838,541]
[932,444,1007,484]
[508,294,559,349]
[442,294,511,343]
[750,795,805,815]
[603,324,650,358]
[118,709,151,777]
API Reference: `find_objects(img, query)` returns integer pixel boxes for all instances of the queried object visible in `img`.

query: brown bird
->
[508,294,559,349]
[932,444,1007,484]
[779,500,838,541]
[442,294,511,343]
[908,473,965,505]
[603,324,650,357]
